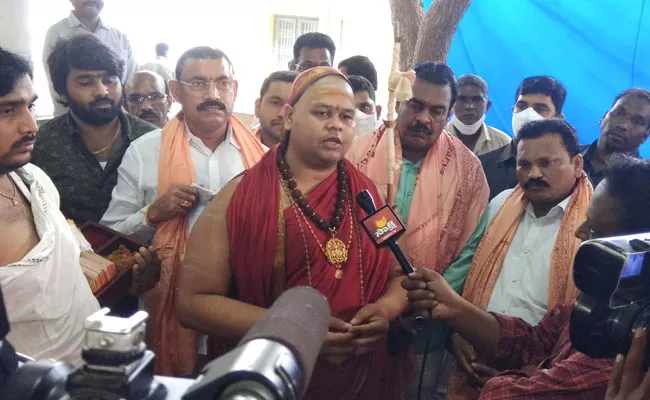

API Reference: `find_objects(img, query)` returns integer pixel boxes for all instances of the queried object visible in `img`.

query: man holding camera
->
[403,154,650,398]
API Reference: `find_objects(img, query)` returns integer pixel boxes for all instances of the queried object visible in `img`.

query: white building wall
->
[2,0,394,119]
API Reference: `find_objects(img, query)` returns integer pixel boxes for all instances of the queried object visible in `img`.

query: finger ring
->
[181,200,192,208]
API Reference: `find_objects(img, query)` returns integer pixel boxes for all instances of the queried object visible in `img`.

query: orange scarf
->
[347,127,489,274]
[143,114,264,376]
[462,172,592,310]
[449,172,592,399]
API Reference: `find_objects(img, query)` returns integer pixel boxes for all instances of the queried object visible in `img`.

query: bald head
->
[124,70,170,128]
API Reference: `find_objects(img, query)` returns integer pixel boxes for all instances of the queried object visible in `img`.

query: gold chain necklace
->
[90,122,121,156]
[0,176,18,206]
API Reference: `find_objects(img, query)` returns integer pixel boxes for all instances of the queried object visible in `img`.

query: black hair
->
[259,71,298,98]
[611,88,650,108]
[348,75,376,102]
[515,76,567,114]
[338,55,378,90]
[515,118,580,157]
[293,32,336,63]
[155,42,169,57]
[605,154,650,233]
[457,74,488,97]
[0,47,33,98]
[412,61,458,109]
[47,34,124,105]
[175,46,234,81]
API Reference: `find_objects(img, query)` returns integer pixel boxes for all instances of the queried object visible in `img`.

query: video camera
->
[0,286,329,400]
[571,232,650,367]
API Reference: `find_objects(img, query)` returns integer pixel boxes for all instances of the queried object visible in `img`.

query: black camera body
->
[570,232,650,367]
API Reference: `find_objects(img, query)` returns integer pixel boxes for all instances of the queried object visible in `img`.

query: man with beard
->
[253,71,297,147]
[579,88,650,186]
[346,61,489,399]
[124,70,172,128]
[101,46,265,376]
[44,0,137,116]
[32,35,157,225]
[440,119,593,398]
[0,47,159,365]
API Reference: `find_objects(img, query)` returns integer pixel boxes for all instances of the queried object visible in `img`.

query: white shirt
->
[100,124,249,243]
[484,189,571,325]
[1,164,100,365]
[139,56,175,83]
[446,122,512,156]
[43,12,138,116]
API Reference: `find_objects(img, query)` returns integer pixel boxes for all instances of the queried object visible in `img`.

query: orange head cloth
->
[287,66,350,106]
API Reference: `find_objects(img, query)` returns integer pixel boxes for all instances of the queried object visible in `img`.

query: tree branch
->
[413,0,472,63]
[389,0,424,70]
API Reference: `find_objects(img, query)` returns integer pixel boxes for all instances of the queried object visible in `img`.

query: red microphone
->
[356,190,414,275]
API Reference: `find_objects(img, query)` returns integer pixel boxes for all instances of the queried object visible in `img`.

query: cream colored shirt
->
[446,122,512,156]
[2,164,99,365]
[484,189,571,325]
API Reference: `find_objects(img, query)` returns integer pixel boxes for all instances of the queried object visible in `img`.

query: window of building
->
[273,15,319,70]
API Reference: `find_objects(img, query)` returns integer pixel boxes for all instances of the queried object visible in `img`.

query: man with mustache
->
[347,61,489,399]
[446,74,511,156]
[101,46,265,376]
[0,47,159,365]
[402,154,650,399]
[124,70,172,129]
[43,0,137,116]
[178,67,411,399]
[579,88,650,186]
[32,35,157,225]
[479,76,567,200]
[253,71,297,147]
[439,118,593,398]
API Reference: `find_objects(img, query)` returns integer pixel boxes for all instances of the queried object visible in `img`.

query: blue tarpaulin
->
[422,0,650,156]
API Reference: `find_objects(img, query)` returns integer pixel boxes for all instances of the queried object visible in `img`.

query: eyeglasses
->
[126,93,167,105]
[177,79,234,93]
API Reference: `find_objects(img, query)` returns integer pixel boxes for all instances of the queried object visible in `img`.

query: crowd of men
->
[1,0,650,399]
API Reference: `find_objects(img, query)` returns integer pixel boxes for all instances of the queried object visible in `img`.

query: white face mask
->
[512,107,544,135]
[450,114,485,136]
[354,109,378,137]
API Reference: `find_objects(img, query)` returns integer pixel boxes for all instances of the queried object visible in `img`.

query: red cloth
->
[225,146,410,399]
[476,305,613,400]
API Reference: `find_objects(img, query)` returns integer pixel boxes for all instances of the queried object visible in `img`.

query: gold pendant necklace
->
[325,236,348,266]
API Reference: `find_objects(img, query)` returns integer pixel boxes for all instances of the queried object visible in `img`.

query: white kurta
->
[1,164,99,365]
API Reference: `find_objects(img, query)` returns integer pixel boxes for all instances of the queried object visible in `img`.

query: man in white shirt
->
[0,47,158,365]
[139,43,175,84]
[446,74,511,156]
[43,0,137,116]
[439,118,593,397]
[101,46,265,376]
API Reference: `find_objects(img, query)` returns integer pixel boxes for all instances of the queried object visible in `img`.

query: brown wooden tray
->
[79,222,148,308]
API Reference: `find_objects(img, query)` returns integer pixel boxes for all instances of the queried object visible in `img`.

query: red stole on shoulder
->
[225,146,407,399]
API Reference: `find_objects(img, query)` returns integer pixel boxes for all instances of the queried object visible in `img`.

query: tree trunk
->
[389,0,424,70]
[413,0,472,63]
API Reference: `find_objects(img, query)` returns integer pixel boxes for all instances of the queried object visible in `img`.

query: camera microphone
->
[356,189,414,275]
[182,286,330,400]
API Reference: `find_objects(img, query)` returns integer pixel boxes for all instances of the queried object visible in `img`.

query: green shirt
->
[31,112,156,224]
[413,210,490,352]
[395,158,423,223]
